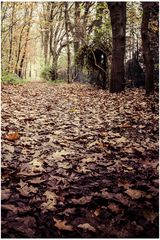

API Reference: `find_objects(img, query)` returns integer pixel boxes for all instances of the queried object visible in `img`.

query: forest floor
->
[1,82,159,238]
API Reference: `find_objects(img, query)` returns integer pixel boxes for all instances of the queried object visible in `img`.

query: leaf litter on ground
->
[1,82,159,238]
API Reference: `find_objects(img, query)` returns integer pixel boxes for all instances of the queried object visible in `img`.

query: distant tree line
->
[1,2,159,94]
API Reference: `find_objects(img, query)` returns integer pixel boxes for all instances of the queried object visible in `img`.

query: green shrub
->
[1,71,27,84]
[40,65,57,81]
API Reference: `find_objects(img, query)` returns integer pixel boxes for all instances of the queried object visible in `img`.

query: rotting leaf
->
[53,218,73,231]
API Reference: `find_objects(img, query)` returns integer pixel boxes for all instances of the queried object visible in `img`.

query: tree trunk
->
[64,3,71,83]
[8,3,15,72]
[15,7,28,75]
[108,3,126,93]
[73,2,81,80]
[141,3,154,94]
[18,7,33,78]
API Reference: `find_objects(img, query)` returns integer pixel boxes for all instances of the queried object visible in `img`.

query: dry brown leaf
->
[57,162,72,169]
[134,147,145,153]
[101,189,113,199]
[143,210,158,223]
[1,204,18,213]
[78,223,96,232]
[53,218,73,231]
[52,150,73,160]
[69,108,77,112]
[4,144,14,153]
[17,180,38,197]
[76,166,91,174]
[118,181,134,189]
[28,177,46,185]
[9,216,36,237]
[41,191,57,211]
[122,165,134,171]
[72,196,92,205]
[108,203,120,213]
[125,188,145,199]
[18,179,27,188]
[29,159,44,173]
[5,132,20,141]
[63,208,76,216]
[94,208,101,216]
[53,130,62,135]
[121,123,132,128]
[87,140,103,148]
[81,157,95,163]
[1,189,11,201]
[115,136,127,144]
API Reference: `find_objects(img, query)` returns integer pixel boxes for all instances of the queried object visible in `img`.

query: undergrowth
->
[1,71,28,85]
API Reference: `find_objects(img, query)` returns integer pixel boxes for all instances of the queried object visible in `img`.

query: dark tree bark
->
[141,3,155,94]
[108,2,126,93]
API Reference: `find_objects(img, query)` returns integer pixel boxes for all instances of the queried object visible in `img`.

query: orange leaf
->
[121,123,132,128]
[5,132,20,141]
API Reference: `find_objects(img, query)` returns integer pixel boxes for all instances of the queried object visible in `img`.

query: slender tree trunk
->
[8,3,15,72]
[64,3,71,83]
[42,3,50,65]
[18,7,33,78]
[73,2,81,80]
[108,3,126,93]
[44,30,49,65]
[141,3,154,94]
[15,8,28,75]
[52,55,58,80]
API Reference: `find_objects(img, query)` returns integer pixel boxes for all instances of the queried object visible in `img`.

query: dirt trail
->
[1,82,159,238]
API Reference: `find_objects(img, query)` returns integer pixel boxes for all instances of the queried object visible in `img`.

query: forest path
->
[1,82,159,238]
